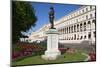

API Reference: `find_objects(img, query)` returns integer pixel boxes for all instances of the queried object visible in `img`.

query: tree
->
[12,1,37,43]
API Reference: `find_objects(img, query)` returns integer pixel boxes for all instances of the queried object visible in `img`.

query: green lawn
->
[12,52,87,66]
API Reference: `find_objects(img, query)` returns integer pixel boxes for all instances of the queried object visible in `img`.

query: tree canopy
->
[12,1,37,43]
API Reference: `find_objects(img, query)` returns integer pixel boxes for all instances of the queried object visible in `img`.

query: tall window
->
[88,21,91,29]
[80,36,83,40]
[95,12,96,18]
[82,9,84,13]
[84,22,86,31]
[88,32,91,39]
[77,24,79,32]
[60,29,62,34]
[74,25,76,32]
[90,6,92,10]
[72,37,73,40]
[88,21,91,24]
[90,14,92,18]
[92,20,96,25]
[65,28,66,34]
[60,29,61,34]
[69,27,70,33]
[62,28,63,34]
[74,34,76,40]
[84,35,86,39]
[86,8,88,11]
[86,15,88,19]
[94,31,96,38]
[67,27,68,34]
[77,35,79,40]
[71,26,73,33]
[80,23,82,31]
[63,28,64,34]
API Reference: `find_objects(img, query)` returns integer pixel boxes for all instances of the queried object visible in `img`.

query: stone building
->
[28,5,96,44]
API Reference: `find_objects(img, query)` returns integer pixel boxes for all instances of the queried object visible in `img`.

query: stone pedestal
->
[42,29,61,60]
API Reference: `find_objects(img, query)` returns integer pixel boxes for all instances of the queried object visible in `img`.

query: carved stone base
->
[41,29,61,60]
[41,50,61,60]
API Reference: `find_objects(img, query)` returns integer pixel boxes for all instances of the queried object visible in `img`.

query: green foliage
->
[12,1,37,43]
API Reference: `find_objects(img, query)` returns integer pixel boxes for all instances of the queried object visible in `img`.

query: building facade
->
[28,5,96,44]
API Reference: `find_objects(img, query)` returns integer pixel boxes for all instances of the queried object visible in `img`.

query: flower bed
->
[12,43,46,61]
[59,48,67,54]
[88,52,96,61]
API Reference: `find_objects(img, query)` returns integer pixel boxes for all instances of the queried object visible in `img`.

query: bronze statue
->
[49,6,55,29]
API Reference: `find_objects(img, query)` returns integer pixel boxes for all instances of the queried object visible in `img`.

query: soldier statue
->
[49,6,55,29]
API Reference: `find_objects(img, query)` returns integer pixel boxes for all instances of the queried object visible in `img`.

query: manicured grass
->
[12,52,87,66]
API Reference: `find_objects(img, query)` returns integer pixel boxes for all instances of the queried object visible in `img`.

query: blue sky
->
[22,2,82,36]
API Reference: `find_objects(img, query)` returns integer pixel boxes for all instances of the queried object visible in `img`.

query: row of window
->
[64,12,95,27]
[64,6,95,21]
[59,31,96,40]
[58,20,96,34]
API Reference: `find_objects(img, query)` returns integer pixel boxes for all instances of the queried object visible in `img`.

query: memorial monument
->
[42,6,61,60]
